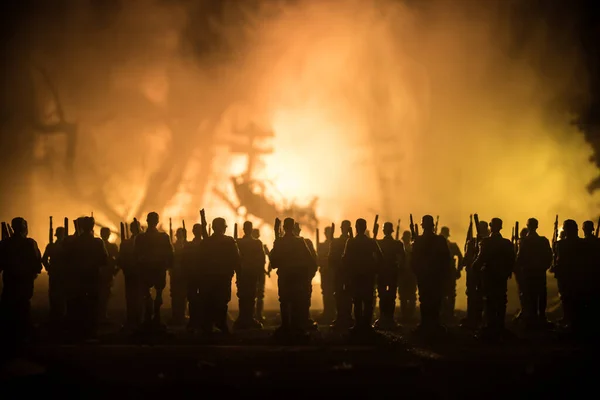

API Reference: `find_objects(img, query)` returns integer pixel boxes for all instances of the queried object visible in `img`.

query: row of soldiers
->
[1,212,598,341]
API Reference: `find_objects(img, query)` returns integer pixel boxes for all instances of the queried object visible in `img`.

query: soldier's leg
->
[235,272,256,328]
[363,279,376,328]
[97,276,112,322]
[215,276,232,333]
[320,269,335,321]
[255,272,266,321]
[538,273,547,320]
[333,275,352,327]
[170,271,186,323]
[48,274,64,324]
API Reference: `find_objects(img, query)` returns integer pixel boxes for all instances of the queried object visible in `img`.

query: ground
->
[0,308,597,398]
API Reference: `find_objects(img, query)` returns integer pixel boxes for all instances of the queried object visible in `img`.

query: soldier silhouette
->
[398,230,418,322]
[293,222,319,330]
[0,217,42,341]
[234,221,265,330]
[329,220,354,330]
[64,217,108,339]
[251,228,269,323]
[459,220,489,329]
[411,215,450,334]
[42,226,67,326]
[117,219,142,330]
[317,226,335,324]
[581,220,600,331]
[183,223,204,331]
[515,218,552,328]
[439,227,463,323]
[270,217,316,338]
[169,227,188,326]
[196,218,240,335]
[473,218,515,340]
[342,218,384,334]
[374,222,404,330]
[133,212,173,330]
[99,227,119,323]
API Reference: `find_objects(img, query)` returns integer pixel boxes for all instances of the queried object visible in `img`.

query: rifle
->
[514,221,520,254]
[596,216,600,238]
[49,216,54,244]
[169,218,173,242]
[233,223,238,240]
[409,214,416,240]
[182,220,187,241]
[434,215,439,234]
[331,223,335,238]
[551,215,558,272]
[464,214,473,253]
[199,209,209,239]
[120,222,126,242]
[274,218,281,240]
[373,215,380,239]
[7,224,13,237]
[73,219,80,236]
[64,217,69,237]
[395,219,401,240]
[473,213,482,244]
[125,222,130,239]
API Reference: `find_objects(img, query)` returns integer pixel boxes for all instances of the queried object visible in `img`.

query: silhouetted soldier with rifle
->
[134,212,173,330]
[99,227,119,323]
[459,217,489,329]
[329,220,354,330]
[197,217,241,335]
[398,230,417,322]
[342,218,384,334]
[234,221,266,330]
[293,222,319,330]
[251,228,269,323]
[270,217,317,338]
[0,217,42,342]
[374,222,405,330]
[169,227,188,326]
[439,226,463,323]
[581,220,600,325]
[42,226,67,326]
[317,226,335,324]
[473,218,515,340]
[411,215,450,334]
[515,218,552,328]
[117,219,142,331]
[183,223,204,331]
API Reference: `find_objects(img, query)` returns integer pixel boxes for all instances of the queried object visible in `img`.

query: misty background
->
[1,0,599,311]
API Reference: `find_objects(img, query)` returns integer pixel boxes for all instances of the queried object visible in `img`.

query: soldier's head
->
[100,227,111,241]
[582,220,594,236]
[478,220,490,237]
[283,218,295,234]
[324,226,333,240]
[80,217,95,233]
[212,218,227,235]
[562,219,578,238]
[243,221,253,236]
[75,217,86,235]
[130,219,141,236]
[490,218,502,233]
[11,217,27,237]
[421,215,435,233]
[520,228,529,239]
[527,218,538,233]
[355,218,367,235]
[293,222,301,236]
[401,230,411,242]
[440,226,450,239]
[252,228,260,239]
[176,227,186,241]
[146,212,159,229]
[55,226,65,240]
[192,223,203,239]
[383,222,394,236]
[341,220,351,235]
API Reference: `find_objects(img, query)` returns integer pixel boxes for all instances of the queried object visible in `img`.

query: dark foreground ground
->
[1,308,598,399]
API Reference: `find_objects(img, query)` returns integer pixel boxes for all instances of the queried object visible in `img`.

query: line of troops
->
[1,211,599,341]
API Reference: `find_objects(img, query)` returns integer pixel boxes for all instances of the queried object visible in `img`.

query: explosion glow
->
[2,0,598,310]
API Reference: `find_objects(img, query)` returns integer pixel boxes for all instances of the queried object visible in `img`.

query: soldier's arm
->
[42,244,51,271]
[98,239,109,267]
[453,243,464,267]
[232,240,242,276]
[373,239,384,268]
[543,238,553,270]
[31,240,43,275]
[257,240,266,266]
[164,234,175,269]
[397,242,406,269]
[472,240,486,271]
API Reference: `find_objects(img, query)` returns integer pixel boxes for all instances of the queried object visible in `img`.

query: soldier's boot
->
[255,298,265,323]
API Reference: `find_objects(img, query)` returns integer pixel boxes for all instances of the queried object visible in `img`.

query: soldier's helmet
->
[582,220,594,234]
[176,227,186,239]
[130,219,141,235]
[243,221,253,234]
[11,217,27,236]
[283,218,295,231]
[55,226,65,238]
[252,228,260,239]
[562,219,578,237]
[212,218,227,234]
[478,220,489,232]
[383,222,394,235]
[490,218,503,231]
[324,226,332,239]
[355,218,367,232]
[341,220,351,230]
[440,226,450,238]
[421,215,435,230]
[147,212,159,227]
[80,216,95,233]
[192,223,202,238]
[527,218,538,229]
[100,227,111,240]
[401,230,411,241]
